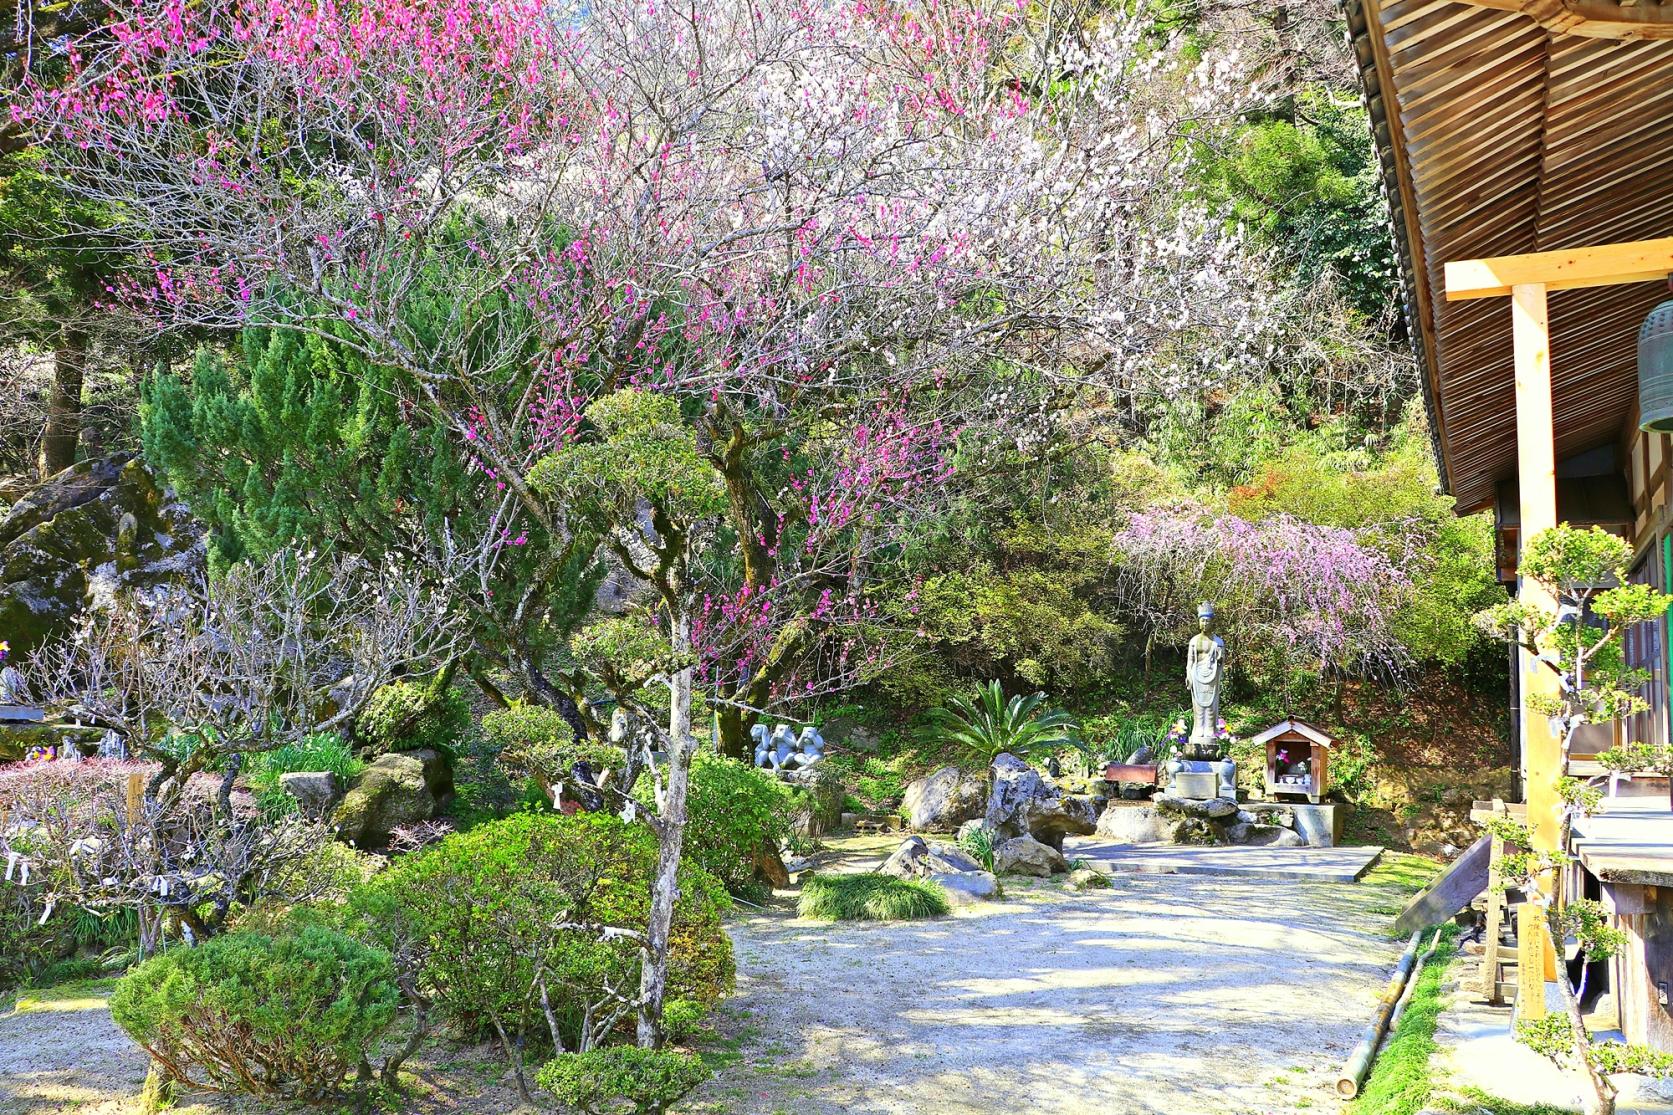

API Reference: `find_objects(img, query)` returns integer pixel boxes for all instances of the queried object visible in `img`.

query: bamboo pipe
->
[1337,930,1423,1098]
[1389,928,1445,1033]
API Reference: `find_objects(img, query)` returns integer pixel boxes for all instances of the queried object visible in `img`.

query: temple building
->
[1346,0,1673,1050]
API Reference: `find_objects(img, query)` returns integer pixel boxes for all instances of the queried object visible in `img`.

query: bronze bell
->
[1639,293,1673,433]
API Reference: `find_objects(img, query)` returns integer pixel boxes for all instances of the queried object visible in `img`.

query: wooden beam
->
[1450,0,1673,38]
[1444,237,1673,300]
[1514,281,1560,1023]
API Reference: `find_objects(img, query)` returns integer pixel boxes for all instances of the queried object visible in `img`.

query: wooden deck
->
[1573,795,1673,887]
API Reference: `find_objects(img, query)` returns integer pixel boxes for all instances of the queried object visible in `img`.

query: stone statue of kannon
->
[1185,601,1225,757]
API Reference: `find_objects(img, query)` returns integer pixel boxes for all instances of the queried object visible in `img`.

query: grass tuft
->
[1348,922,1460,1115]
[797,873,950,921]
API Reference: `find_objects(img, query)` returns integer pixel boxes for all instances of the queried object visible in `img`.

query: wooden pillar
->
[1513,281,1560,1019]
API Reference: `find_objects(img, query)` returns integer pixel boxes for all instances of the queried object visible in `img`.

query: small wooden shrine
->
[1249,719,1333,804]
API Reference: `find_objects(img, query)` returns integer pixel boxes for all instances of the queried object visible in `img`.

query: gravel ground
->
[688,864,1403,1115]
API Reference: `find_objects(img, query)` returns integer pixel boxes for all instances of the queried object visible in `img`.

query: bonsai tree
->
[1475,524,1673,1114]
[1597,740,1673,812]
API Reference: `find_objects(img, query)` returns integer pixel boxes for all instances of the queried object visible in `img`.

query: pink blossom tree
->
[20,0,1296,1044]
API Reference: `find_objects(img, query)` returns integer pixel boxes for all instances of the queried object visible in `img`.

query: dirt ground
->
[0,842,1407,1115]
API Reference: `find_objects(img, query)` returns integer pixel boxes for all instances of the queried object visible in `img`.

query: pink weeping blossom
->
[1112,505,1414,683]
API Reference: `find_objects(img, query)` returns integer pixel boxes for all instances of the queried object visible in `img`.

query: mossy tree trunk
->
[40,328,86,477]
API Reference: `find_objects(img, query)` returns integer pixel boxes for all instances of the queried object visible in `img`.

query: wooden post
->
[1513,280,1559,1021]
[1483,830,1506,1003]
[125,772,143,825]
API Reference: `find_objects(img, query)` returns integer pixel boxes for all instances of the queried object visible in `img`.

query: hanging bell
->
[1637,290,1673,433]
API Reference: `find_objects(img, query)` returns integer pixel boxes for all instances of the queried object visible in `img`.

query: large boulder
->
[782,765,845,839]
[1067,866,1112,890]
[0,455,204,658]
[985,753,1102,851]
[333,748,454,849]
[994,834,1069,877]
[1225,822,1306,848]
[1153,793,1239,821]
[902,766,986,832]
[1096,802,1164,844]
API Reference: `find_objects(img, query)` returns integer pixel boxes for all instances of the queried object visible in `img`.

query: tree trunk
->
[1553,961,1616,1115]
[668,606,693,748]
[716,703,750,761]
[40,329,87,478]
[638,605,696,1048]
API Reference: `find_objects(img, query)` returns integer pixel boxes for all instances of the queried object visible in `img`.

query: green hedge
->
[110,923,398,1100]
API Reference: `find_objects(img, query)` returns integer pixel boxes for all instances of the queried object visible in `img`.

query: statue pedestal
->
[1165,758,1237,801]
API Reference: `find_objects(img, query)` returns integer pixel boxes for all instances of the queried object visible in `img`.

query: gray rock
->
[1067,867,1111,890]
[1225,822,1305,848]
[1241,803,1295,828]
[1096,803,1163,843]
[881,835,987,879]
[781,765,845,839]
[880,835,930,878]
[931,870,999,906]
[985,753,1102,851]
[1153,793,1238,820]
[334,748,454,849]
[993,834,1069,877]
[1290,804,1342,847]
[280,771,343,819]
[902,766,986,832]
[926,842,986,874]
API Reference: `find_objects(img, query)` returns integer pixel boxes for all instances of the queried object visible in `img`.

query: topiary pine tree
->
[140,320,603,732]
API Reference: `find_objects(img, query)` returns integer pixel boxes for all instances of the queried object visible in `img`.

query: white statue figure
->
[1186,601,1225,755]
[793,726,825,767]
[751,723,772,768]
[770,724,797,769]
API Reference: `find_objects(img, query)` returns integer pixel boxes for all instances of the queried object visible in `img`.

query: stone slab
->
[1065,838,1385,884]
[1170,771,1220,799]
[1289,803,1344,847]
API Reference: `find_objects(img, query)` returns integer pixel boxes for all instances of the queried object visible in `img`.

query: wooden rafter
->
[1445,237,1673,300]
[1457,0,1673,39]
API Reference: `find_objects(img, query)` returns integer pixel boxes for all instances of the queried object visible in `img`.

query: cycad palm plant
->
[923,680,1083,773]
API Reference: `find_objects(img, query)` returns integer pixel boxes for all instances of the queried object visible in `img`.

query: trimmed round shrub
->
[110,922,399,1100]
[639,754,791,899]
[536,1047,711,1115]
[797,873,950,921]
[357,682,470,754]
[481,703,624,791]
[348,812,732,1051]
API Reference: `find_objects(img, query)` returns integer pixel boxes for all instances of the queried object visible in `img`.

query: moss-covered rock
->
[0,455,203,659]
[0,720,110,762]
[355,683,470,755]
[332,748,454,849]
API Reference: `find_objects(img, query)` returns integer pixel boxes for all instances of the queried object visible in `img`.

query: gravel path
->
[689,869,1403,1115]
